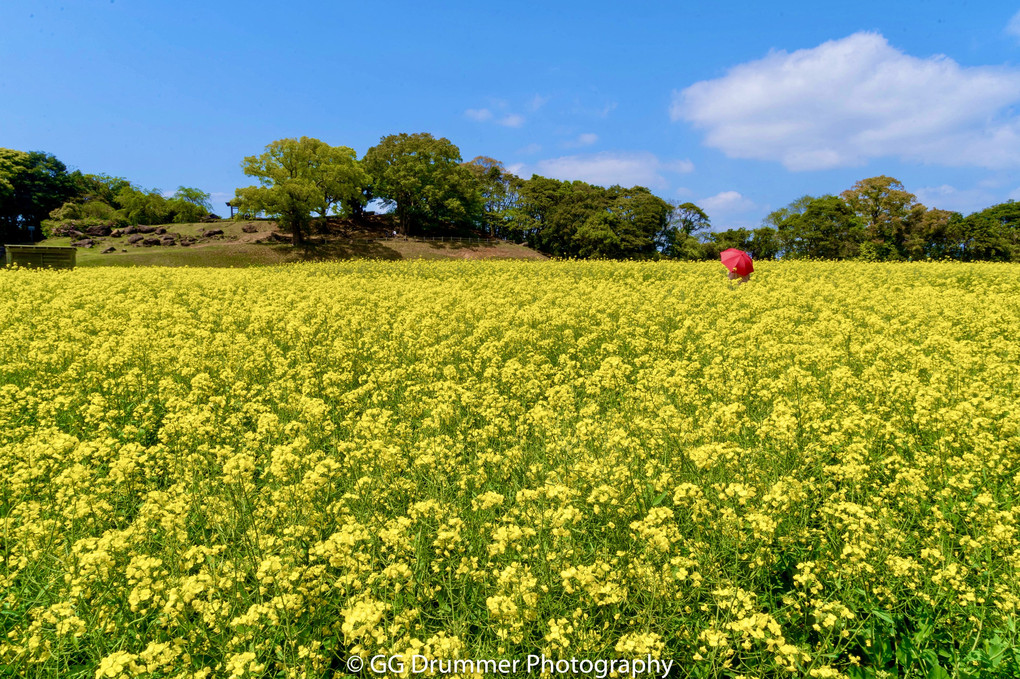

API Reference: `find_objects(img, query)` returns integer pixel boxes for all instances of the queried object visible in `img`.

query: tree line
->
[232,135,1020,261]
[232,134,693,255]
[1,147,212,243]
[5,140,1019,261]
[716,177,1020,263]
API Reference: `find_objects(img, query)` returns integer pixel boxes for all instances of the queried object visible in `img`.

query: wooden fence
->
[356,236,506,244]
[4,245,77,269]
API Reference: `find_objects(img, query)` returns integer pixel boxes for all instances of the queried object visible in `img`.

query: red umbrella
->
[720,248,754,277]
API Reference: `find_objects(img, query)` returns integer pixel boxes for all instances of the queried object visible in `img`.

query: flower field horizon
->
[1,260,1019,678]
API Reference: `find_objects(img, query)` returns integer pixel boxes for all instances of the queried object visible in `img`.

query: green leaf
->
[871,608,894,625]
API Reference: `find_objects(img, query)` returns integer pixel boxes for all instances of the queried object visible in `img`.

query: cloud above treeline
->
[700,190,756,216]
[464,108,525,128]
[672,32,1020,171]
[518,151,693,190]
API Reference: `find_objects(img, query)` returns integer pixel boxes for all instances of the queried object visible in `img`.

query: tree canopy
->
[5,140,1019,264]
[508,177,671,259]
[658,202,711,259]
[363,133,482,235]
[234,137,369,245]
[775,195,864,259]
[840,176,923,260]
[0,148,77,242]
[462,156,523,240]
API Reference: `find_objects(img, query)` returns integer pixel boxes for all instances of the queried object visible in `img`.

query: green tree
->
[782,195,864,259]
[604,185,670,257]
[513,177,667,259]
[0,148,76,242]
[904,208,964,260]
[523,178,604,257]
[573,211,624,258]
[73,173,132,206]
[514,175,570,250]
[167,186,213,223]
[840,176,922,260]
[114,186,173,225]
[703,228,754,259]
[363,133,482,235]
[234,137,368,245]
[463,156,523,239]
[303,140,370,219]
[234,182,314,245]
[762,195,814,229]
[658,201,710,258]
[748,227,781,260]
[763,195,815,257]
[959,201,1020,261]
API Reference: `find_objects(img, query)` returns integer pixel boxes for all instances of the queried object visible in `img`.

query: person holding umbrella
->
[720,248,753,284]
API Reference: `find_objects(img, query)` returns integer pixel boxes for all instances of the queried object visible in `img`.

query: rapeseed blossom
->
[1,260,1018,677]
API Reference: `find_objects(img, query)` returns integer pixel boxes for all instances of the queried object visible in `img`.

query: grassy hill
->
[36,218,546,267]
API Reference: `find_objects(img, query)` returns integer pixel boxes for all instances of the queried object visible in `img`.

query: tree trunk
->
[350,201,364,222]
[397,205,407,237]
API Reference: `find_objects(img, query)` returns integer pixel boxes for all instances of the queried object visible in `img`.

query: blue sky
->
[2,0,1019,229]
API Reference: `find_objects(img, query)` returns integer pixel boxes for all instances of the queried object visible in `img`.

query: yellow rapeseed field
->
[1,260,1018,679]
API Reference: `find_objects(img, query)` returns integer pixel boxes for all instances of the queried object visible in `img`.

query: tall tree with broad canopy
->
[363,133,482,235]
[781,195,865,259]
[0,148,76,242]
[841,176,924,260]
[904,208,964,260]
[463,156,523,239]
[234,137,369,245]
[601,185,671,257]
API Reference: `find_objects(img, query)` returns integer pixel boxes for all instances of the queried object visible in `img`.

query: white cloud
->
[978,176,1009,189]
[672,32,1020,170]
[1008,10,1020,39]
[532,151,693,189]
[517,143,542,155]
[498,114,525,128]
[465,108,493,122]
[467,106,525,127]
[914,184,997,214]
[664,159,695,173]
[1010,186,1020,201]
[528,94,550,112]
[208,191,233,207]
[563,133,599,148]
[700,191,756,216]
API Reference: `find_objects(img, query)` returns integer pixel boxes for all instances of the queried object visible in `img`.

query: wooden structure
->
[4,245,77,269]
